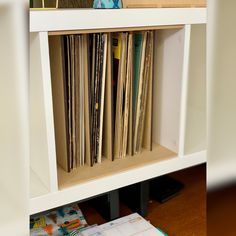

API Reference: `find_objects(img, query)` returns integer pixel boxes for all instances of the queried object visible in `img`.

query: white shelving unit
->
[30,8,207,215]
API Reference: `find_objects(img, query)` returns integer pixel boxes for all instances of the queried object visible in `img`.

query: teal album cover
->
[93,0,122,8]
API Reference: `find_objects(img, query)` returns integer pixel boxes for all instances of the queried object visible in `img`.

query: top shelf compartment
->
[30,8,206,32]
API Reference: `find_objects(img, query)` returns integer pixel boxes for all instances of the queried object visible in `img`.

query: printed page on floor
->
[80,213,166,236]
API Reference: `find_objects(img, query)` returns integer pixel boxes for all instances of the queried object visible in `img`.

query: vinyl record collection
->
[49,30,154,172]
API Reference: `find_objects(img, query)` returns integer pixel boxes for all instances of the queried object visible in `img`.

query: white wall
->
[208,0,236,187]
[0,1,29,235]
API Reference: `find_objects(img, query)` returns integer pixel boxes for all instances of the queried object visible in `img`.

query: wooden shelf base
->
[58,144,176,190]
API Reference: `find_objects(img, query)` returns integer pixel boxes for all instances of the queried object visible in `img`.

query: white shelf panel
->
[185,107,206,154]
[30,168,49,198]
[30,151,206,215]
[30,8,206,32]
[30,32,58,192]
[153,27,186,153]
[184,24,206,155]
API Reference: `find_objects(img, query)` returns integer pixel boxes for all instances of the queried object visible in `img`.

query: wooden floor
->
[208,183,236,236]
[80,164,206,236]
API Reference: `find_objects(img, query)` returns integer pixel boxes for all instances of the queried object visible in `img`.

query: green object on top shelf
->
[93,0,122,8]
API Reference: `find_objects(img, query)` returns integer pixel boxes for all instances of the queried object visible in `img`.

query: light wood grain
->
[142,31,154,151]
[102,33,114,160]
[83,34,92,166]
[58,144,176,189]
[58,0,93,8]
[123,0,206,8]
[49,36,69,172]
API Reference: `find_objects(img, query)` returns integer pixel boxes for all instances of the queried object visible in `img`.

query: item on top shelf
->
[93,0,123,9]
[30,0,94,8]
[30,0,58,8]
[59,0,94,8]
[30,203,88,235]
[122,0,206,8]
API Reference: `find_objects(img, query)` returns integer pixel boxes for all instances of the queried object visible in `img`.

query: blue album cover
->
[93,0,122,9]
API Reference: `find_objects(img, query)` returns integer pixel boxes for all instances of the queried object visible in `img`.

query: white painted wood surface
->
[29,8,207,215]
[153,27,185,153]
[30,8,206,32]
[30,32,58,192]
[184,24,206,154]
[30,168,49,198]
[30,151,206,215]
[178,25,191,156]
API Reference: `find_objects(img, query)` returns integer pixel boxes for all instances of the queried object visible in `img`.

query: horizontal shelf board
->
[48,25,183,36]
[58,144,176,189]
[30,8,206,32]
[30,149,206,215]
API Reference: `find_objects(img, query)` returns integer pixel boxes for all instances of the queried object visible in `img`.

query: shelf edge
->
[30,8,207,32]
[30,150,206,215]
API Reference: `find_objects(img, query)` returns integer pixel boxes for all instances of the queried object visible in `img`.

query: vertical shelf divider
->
[39,31,58,192]
[178,24,191,157]
[30,31,58,193]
